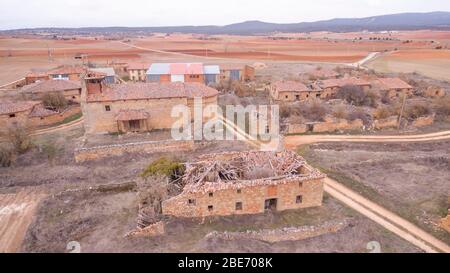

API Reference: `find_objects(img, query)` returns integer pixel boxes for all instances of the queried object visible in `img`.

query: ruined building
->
[162,151,325,218]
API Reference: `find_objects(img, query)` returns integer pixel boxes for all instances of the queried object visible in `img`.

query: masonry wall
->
[74,139,194,162]
[162,177,324,218]
[27,89,82,103]
[29,105,81,128]
[0,110,30,134]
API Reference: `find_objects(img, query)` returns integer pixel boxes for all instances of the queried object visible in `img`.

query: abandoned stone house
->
[375,77,414,99]
[0,100,76,133]
[126,63,150,82]
[162,151,325,218]
[81,72,219,134]
[25,71,50,85]
[317,77,372,94]
[270,81,327,102]
[20,79,82,103]
[219,64,256,82]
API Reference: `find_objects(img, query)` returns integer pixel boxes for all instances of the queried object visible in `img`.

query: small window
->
[9,114,16,118]
[72,96,76,99]
[265,125,270,134]
[237,189,242,194]
[208,205,214,212]
[295,95,300,100]
[188,199,196,205]
[105,105,111,112]
[209,192,214,198]
[285,95,289,99]
[296,195,303,204]
[235,202,243,211]
[299,182,303,188]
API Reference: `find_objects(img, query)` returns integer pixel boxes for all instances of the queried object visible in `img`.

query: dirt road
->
[0,189,46,253]
[284,130,450,148]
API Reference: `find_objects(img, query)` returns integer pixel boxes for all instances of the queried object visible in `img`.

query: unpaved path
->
[0,189,46,253]
[222,115,450,252]
[325,178,450,253]
[30,116,84,136]
[284,130,450,148]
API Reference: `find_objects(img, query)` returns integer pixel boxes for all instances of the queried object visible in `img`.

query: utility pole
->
[47,44,52,61]
[398,93,407,130]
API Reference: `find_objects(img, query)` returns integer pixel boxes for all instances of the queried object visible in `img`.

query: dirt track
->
[0,189,46,253]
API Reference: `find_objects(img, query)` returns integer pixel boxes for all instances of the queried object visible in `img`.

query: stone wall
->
[74,139,194,162]
[125,221,165,238]
[205,220,349,243]
[287,124,309,134]
[311,119,363,133]
[29,105,81,128]
[373,116,398,130]
[162,177,324,218]
[412,115,434,128]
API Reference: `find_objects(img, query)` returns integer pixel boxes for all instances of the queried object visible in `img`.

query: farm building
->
[126,63,150,82]
[374,78,414,99]
[20,80,82,103]
[204,65,220,85]
[270,81,330,101]
[47,65,86,81]
[81,72,219,134]
[220,64,255,82]
[89,67,117,84]
[25,71,50,85]
[162,151,325,218]
[317,77,372,94]
[0,100,79,133]
[146,63,203,83]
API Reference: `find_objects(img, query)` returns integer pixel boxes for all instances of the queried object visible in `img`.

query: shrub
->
[337,85,379,107]
[404,103,431,120]
[42,92,67,110]
[348,110,372,125]
[7,126,32,154]
[42,143,59,165]
[435,97,450,117]
[141,158,185,180]
[0,146,15,167]
[332,105,349,119]
[373,106,395,120]
[298,101,329,122]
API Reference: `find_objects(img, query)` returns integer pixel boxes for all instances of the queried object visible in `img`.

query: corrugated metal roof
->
[90,67,116,77]
[147,63,170,75]
[204,65,220,75]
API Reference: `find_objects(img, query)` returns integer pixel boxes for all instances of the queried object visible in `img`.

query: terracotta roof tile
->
[115,109,150,121]
[273,81,310,92]
[376,78,413,90]
[0,100,40,116]
[48,65,86,75]
[28,104,59,118]
[319,77,371,89]
[20,80,81,94]
[127,63,150,70]
[86,82,219,102]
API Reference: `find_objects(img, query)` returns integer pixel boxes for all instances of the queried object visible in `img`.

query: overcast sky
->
[1,0,449,30]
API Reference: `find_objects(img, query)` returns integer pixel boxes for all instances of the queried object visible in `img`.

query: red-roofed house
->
[375,78,414,99]
[20,80,82,103]
[126,63,150,82]
[317,77,372,95]
[82,74,219,134]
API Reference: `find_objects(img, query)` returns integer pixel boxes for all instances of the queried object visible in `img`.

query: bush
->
[337,85,379,107]
[0,146,15,167]
[348,110,372,125]
[7,126,32,154]
[404,103,431,120]
[332,105,349,119]
[435,97,450,117]
[292,101,329,122]
[42,92,67,110]
[141,158,185,180]
[42,143,58,165]
[373,106,396,120]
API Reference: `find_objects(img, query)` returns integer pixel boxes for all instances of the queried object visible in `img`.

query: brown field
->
[0,30,449,85]
[367,49,450,81]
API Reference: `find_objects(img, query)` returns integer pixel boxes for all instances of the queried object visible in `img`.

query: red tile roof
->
[273,81,310,92]
[115,109,150,121]
[319,77,371,89]
[21,80,81,94]
[0,100,40,116]
[86,82,219,102]
[376,78,413,90]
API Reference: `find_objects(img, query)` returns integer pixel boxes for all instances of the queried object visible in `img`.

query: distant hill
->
[4,11,450,35]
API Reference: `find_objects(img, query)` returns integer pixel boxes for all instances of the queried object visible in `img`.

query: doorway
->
[128,120,141,132]
[264,198,278,211]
